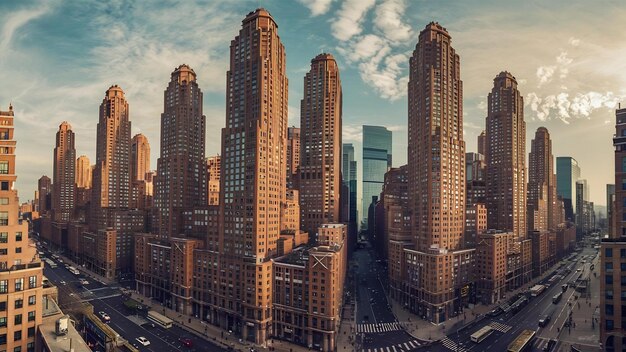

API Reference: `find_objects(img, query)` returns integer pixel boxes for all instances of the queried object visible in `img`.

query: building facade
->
[155,65,207,239]
[299,53,342,238]
[52,122,75,222]
[341,143,357,253]
[485,72,526,239]
[75,155,92,189]
[37,176,51,216]
[528,127,559,231]
[130,133,150,182]
[600,107,626,351]
[362,125,392,231]
[272,224,347,351]
[214,9,288,344]
[286,127,300,189]
[0,105,44,352]
[403,22,474,323]
[207,155,221,206]
[556,156,581,222]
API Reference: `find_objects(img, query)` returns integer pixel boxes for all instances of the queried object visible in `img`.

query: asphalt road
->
[425,246,599,352]
[354,243,429,351]
[39,245,226,352]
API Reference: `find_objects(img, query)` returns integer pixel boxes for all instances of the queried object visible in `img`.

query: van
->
[538,314,551,327]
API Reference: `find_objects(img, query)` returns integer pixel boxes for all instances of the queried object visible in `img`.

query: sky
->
[0,0,624,209]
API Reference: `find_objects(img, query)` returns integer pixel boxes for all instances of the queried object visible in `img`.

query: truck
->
[530,284,546,297]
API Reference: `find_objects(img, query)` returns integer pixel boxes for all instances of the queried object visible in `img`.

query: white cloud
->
[526,91,623,123]
[0,1,51,56]
[568,37,580,46]
[330,0,376,41]
[298,0,334,16]
[536,65,556,86]
[342,124,363,143]
[373,0,412,42]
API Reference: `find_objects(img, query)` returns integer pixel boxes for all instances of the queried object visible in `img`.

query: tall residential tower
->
[155,65,207,239]
[52,122,75,222]
[299,53,342,238]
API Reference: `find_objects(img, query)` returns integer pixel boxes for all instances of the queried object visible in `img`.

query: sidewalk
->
[391,263,569,342]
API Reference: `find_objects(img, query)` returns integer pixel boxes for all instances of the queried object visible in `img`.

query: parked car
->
[136,337,150,346]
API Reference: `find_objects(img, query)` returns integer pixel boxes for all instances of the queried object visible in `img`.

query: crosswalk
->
[359,339,423,352]
[440,337,468,352]
[535,337,556,352]
[357,322,403,333]
[489,321,513,333]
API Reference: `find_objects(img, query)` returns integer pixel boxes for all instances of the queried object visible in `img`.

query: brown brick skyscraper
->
[37,175,51,214]
[52,122,75,222]
[0,105,44,351]
[215,9,287,343]
[528,127,559,231]
[299,53,342,238]
[286,127,300,189]
[485,72,526,238]
[405,23,474,323]
[155,65,206,239]
[131,133,150,182]
[92,85,131,216]
[75,155,92,189]
[408,22,465,251]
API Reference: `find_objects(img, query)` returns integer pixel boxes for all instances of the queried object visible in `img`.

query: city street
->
[423,246,600,352]
[39,245,226,352]
[354,244,429,351]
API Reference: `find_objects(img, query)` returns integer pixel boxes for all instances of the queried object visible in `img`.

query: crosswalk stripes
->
[440,337,468,352]
[358,340,424,352]
[534,337,553,351]
[356,322,403,333]
[489,321,513,333]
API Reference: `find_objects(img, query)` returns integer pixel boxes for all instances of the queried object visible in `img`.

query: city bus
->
[147,310,173,329]
[44,258,57,269]
[507,329,536,352]
[470,325,494,343]
[67,266,80,275]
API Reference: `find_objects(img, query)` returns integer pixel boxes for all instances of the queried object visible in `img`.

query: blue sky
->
[1,0,625,208]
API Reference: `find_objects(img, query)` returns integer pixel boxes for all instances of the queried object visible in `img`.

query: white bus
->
[67,266,80,275]
[470,325,494,343]
[147,310,173,329]
[45,259,57,269]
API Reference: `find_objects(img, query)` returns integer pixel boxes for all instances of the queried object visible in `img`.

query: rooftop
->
[39,297,91,352]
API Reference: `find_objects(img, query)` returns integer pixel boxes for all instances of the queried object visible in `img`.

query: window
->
[14,314,21,325]
[607,304,615,316]
[28,296,35,306]
[607,262,614,270]
[0,301,6,311]
[0,182,8,191]
[15,247,21,254]
[0,317,6,327]
[622,263,626,271]
[0,162,8,175]
[14,299,22,309]
[13,330,20,341]
[0,233,6,243]
[0,333,6,345]
[28,276,36,289]
[27,342,34,352]
[0,198,7,205]
[0,281,7,294]
[27,327,34,338]
[15,232,21,242]
[0,212,8,226]
[14,346,21,352]
[607,319,615,331]
[27,311,34,322]
[622,156,626,172]
[606,248,614,258]
[607,275,614,285]
[15,278,23,291]
[622,248,626,258]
